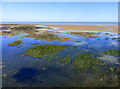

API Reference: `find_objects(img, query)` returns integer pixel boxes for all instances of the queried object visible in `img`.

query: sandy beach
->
[41,25,119,33]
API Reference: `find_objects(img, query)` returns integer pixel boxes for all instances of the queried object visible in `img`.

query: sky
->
[1,2,118,22]
[1,0,119,2]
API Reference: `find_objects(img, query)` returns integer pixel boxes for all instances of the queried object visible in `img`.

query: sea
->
[1,22,118,25]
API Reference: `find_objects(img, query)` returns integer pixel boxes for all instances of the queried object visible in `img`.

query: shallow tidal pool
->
[1,27,120,87]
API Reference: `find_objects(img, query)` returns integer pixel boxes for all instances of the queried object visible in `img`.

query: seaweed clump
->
[116,65,120,73]
[105,38,109,40]
[104,49,120,57]
[11,26,35,30]
[68,32,99,38]
[8,40,23,46]
[23,32,70,41]
[31,43,41,45]
[23,44,69,57]
[60,54,72,65]
[112,38,117,40]
[72,53,104,69]
[0,26,10,30]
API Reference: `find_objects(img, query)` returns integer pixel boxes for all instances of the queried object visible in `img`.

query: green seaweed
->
[23,32,70,41]
[105,33,109,35]
[112,38,117,40]
[89,36,98,38]
[8,40,23,46]
[110,34,113,36]
[11,26,35,30]
[60,54,72,65]
[105,38,109,40]
[18,45,26,48]
[31,43,41,45]
[109,67,116,71]
[72,53,105,69]
[116,65,120,73]
[68,32,99,38]
[23,44,69,57]
[104,49,120,57]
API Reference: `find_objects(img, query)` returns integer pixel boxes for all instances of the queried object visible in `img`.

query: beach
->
[40,24,119,33]
[1,24,119,33]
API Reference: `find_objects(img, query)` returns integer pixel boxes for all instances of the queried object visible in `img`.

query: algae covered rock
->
[72,53,104,69]
[60,54,72,65]
[68,32,99,38]
[104,49,120,57]
[23,32,70,41]
[23,44,69,57]
[8,40,23,46]
[116,65,120,73]
[31,43,41,45]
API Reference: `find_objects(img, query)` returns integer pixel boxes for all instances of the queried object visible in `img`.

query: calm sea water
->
[1,22,118,25]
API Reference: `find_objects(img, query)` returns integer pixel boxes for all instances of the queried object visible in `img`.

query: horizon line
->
[0,21,119,23]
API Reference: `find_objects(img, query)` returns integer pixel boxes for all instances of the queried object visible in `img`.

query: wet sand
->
[41,25,119,33]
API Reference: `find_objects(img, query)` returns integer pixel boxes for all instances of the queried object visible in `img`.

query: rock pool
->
[1,26,120,87]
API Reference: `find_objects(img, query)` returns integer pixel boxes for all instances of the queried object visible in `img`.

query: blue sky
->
[1,2,118,22]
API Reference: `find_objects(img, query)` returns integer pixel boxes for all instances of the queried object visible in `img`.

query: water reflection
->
[1,26,119,87]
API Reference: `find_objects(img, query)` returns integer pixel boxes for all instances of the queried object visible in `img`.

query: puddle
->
[36,28,52,31]
[0,30,11,32]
